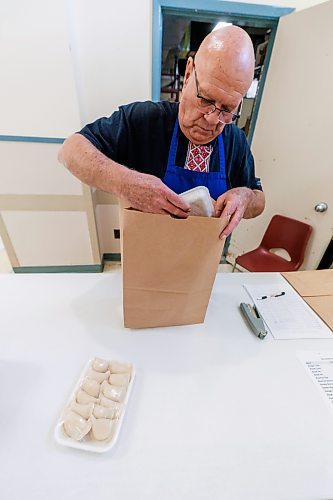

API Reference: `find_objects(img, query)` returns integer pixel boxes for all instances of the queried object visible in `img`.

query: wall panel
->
[2,211,94,266]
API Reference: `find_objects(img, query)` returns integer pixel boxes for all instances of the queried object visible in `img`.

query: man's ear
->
[183,57,194,89]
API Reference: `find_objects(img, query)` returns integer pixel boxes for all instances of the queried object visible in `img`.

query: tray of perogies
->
[54,357,135,453]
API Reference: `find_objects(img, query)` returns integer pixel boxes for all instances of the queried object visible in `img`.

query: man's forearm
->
[243,189,265,219]
[58,133,127,196]
[58,133,191,217]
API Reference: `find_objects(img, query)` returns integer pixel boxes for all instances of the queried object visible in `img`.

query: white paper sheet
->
[244,283,332,340]
[297,351,333,415]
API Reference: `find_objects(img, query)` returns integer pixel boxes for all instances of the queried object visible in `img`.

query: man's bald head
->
[195,25,255,95]
[178,26,255,145]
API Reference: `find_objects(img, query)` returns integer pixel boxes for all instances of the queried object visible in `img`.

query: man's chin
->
[188,126,215,145]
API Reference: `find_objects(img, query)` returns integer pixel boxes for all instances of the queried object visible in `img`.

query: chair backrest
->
[260,214,312,265]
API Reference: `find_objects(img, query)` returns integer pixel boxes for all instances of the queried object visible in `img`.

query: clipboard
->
[283,270,333,331]
[242,282,332,340]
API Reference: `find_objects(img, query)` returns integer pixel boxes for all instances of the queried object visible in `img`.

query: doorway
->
[152,0,294,143]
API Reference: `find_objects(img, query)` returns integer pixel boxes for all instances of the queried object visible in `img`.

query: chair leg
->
[232,260,237,273]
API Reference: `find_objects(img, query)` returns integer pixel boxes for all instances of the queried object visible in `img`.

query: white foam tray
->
[54,358,135,453]
[180,186,214,217]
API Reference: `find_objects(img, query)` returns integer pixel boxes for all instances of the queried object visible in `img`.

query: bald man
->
[58,26,265,237]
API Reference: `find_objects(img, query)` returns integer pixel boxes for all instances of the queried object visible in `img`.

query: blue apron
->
[163,118,227,200]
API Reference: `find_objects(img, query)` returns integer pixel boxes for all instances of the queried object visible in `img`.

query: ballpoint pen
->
[257,291,285,300]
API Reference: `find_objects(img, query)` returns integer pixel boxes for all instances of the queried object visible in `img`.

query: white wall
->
[68,0,152,125]
[1,0,327,135]
[67,0,152,254]
[0,0,100,269]
[223,0,327,9]
[68,0,328,126]
[0,0,81,137]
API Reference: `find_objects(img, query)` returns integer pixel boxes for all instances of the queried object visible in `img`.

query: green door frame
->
[152,0,294,144]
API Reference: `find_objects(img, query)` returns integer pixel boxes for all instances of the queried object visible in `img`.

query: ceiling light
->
[213,22,233,31]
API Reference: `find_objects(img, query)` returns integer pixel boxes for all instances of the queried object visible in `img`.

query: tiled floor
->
[0,250,239,274]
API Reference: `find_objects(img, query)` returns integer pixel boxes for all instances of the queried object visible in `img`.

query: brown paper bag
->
[121,208,228,328]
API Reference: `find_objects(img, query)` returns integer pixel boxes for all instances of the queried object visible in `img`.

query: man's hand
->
[120,169,191,218]
[215,187,265,238]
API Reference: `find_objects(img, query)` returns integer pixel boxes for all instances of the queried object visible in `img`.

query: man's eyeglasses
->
[193,62,242,124]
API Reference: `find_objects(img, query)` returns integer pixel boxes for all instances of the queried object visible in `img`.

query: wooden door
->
[230,1,333,269]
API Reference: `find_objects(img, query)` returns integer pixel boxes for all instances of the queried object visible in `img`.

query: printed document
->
[244,283,332,339]
[298,351,333,415]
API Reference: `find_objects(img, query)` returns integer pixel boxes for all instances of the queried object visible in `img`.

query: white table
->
[1,272,333,500]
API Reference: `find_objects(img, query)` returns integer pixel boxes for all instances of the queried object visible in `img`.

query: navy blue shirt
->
[78,101,262,192]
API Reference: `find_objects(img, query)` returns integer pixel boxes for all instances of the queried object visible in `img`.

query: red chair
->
[234,214,312,272]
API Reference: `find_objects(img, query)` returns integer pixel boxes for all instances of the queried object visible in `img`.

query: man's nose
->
[204,110,221,126]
